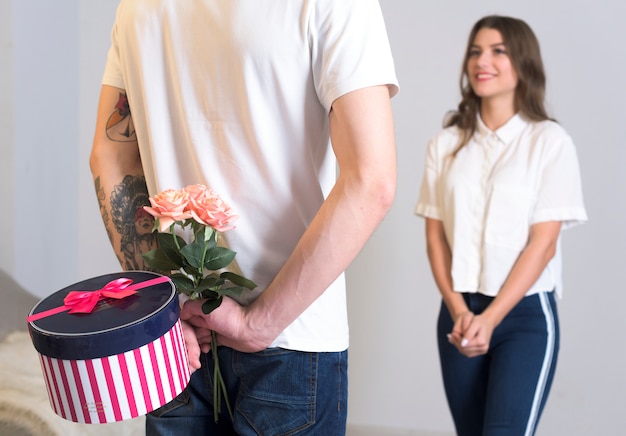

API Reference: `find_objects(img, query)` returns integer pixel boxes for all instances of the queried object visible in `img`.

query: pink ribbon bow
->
[63,278,136,314]
[27,276,170,322]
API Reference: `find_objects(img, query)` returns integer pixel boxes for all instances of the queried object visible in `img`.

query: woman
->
[415,15,587,435]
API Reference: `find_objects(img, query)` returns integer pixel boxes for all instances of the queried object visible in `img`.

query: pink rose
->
[186,187,238,232]
[182,184,210,201]
[143,189,193,232]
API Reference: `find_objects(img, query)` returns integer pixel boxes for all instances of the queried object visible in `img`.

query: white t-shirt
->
[415,114,587,298]
[102,0,399,351]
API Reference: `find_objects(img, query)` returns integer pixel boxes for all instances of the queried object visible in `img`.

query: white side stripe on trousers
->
[524,292,556,436]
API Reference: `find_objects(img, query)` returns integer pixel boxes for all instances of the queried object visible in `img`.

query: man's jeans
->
[146,346,348,435]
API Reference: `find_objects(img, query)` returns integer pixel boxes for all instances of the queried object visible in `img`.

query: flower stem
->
[170,223,182,250]
[198,232,210,282]
[211,330,233,423]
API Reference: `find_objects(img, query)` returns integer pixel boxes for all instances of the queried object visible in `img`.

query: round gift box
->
[27,271,191,424]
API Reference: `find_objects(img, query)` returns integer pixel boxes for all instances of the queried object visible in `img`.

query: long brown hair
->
[446,15,553,155]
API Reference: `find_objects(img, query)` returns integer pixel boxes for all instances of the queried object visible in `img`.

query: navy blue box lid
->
[28,271,178,360]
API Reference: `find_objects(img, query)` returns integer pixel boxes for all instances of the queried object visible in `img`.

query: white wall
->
[10,0,82,295]
[0,0,15,273]
[76,1,122,280]
[2,1,624,435]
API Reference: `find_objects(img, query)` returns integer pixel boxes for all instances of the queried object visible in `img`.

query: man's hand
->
[181,297,272,353]
[180,320,202,372]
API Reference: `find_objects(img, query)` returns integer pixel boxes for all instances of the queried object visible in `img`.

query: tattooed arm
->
[90,85,204,370]
[90,85,158,271]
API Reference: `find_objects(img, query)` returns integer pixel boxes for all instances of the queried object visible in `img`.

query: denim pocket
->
[234,349,317,435]
[148,388,191,418]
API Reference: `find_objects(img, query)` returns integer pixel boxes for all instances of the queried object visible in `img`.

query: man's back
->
[102,0,397,351]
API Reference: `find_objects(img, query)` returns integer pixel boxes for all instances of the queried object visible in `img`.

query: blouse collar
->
[476,113,529,146]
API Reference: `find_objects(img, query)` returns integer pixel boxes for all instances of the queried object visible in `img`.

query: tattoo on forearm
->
[94,176,114,244]
[106,93,137,142]
[109,175,158,271]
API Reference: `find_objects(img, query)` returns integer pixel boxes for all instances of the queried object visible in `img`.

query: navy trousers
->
[437,292,559,436]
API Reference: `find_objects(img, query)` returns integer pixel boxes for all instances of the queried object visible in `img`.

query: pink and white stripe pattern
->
[37,320,190,423]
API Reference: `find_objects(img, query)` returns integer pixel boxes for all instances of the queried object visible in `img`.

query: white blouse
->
[415,114,587,298]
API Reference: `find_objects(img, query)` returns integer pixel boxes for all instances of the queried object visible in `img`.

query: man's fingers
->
[181,321,202,371]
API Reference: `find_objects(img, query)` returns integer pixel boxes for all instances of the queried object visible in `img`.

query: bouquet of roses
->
[141,184,256,422]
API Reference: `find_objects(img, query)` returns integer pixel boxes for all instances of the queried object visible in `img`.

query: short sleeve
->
[309,0,399,111]
[415,136,443,220]
[101,2,126,90]
[531,130,588,229]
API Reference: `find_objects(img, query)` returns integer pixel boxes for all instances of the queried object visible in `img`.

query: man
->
[90,1,398,434]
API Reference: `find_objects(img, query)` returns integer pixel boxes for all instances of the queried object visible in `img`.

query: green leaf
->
[141,248,181,271]
[202,295,223,314]
[220,271,257,290]
[169,274,196,294]
[181,264,202,280]
[157,232,186,265]
[190,222,216,244]
[215,286,245,298]
[198,274,221,290]
[176,288,194,298]
[180,240,208,269]
[204,247,236,270]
